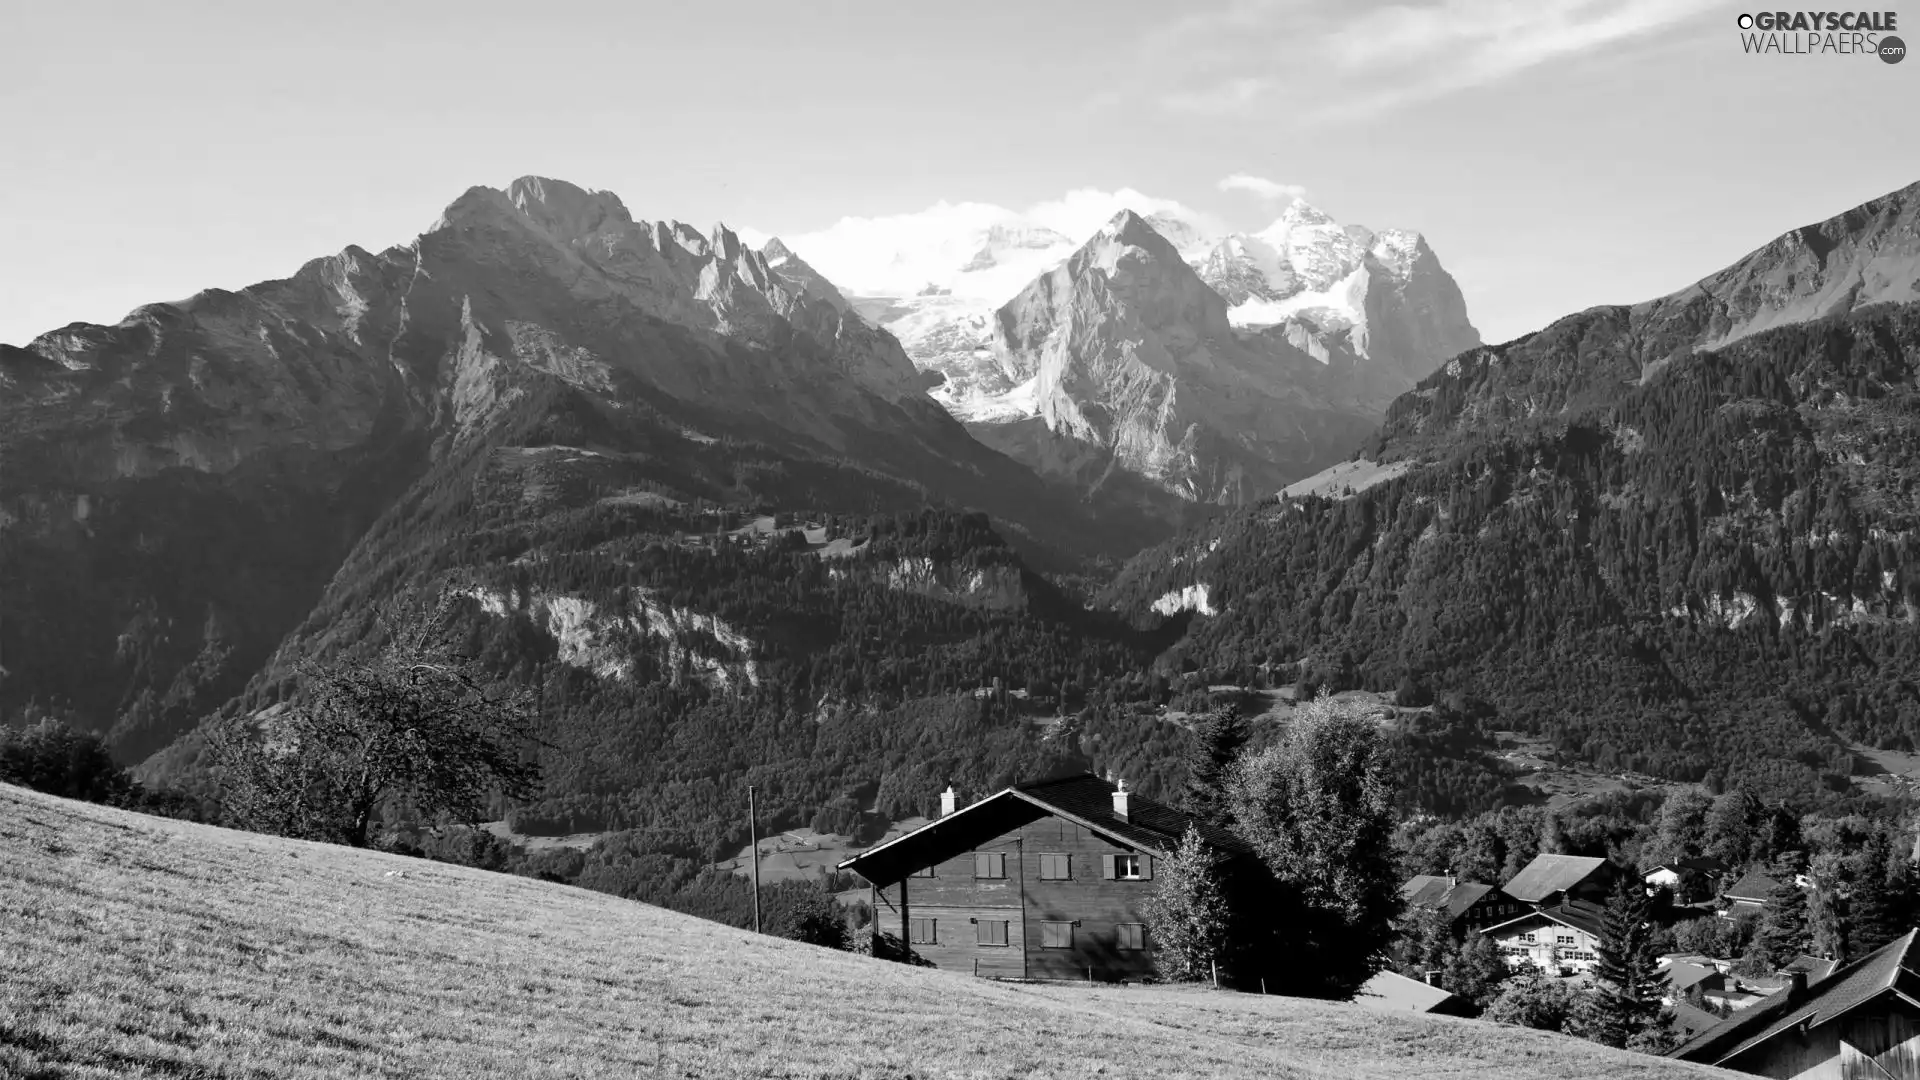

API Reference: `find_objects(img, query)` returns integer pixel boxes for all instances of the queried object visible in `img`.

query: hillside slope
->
[0,784,1722,1080]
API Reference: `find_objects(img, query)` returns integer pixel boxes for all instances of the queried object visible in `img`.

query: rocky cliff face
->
[959,211,1382,504]
[1194,200,1481,385]
[0,176,1153,760]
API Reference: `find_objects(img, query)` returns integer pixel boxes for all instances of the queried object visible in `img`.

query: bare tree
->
[211,584,543,847]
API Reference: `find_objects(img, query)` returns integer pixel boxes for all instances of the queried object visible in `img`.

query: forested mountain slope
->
[1110,183,1920,805]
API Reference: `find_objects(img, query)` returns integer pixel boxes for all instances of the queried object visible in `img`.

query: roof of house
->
[1670,930,1920,1066]
[1670,1002,1726,1040]
[1401,875,1497,921]
[1668,961,1724,994]
[836,773,1247,884]
[1782,954,1841,985]
[1353,970,1462,1014]
[1502,854,1611,903]
[1723,870,1783,903]
[1646,856,1730,876]
[1482,899,1608,939]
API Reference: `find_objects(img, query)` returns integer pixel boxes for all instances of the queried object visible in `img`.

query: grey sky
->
[3,0,1914,346]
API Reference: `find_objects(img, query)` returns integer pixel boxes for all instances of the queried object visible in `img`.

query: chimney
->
[1112,779,1130,822]
[1782,970,1808,1002]
[939,786,957,818]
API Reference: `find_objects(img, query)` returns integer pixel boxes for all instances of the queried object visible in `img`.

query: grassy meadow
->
[1,783,1730,1079]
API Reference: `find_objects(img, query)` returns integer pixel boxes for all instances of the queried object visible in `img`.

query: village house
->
[1644,856,1730,901]
[1669,930,1920,1077]
[1480,900,1607,976]
[1501,854,1618,908]
[839,774,1246,981]
[1721,870,1783,918]
[1399,874,1518,936]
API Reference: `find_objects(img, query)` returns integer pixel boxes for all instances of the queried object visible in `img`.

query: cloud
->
[1217,174,1308,203]
[1153,0,1723,120]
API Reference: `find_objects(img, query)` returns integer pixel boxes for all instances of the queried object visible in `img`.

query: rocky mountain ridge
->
[0,175,1160,762]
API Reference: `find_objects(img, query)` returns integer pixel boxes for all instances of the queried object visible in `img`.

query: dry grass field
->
[1,783,1731,1079]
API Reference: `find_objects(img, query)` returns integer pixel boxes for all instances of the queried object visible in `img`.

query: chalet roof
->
[1670,930,1920,1066]
[1782,954,1840,985]
[1646,856,1730,876]
[1401,875,1496,921]
[836,773,1246,885]
[1670,1001,1725,1041]
[1482,899,1608,939]
[1353,970,1461,1014]
[1723,870,1783,903]
[1502,854,1609,903]
[1668,961,1723,993]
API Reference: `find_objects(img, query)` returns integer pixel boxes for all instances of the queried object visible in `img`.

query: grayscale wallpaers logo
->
[1736,10,1904,60]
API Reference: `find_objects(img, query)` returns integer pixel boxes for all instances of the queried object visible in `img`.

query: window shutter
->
[1140,855,1153,881]
[1101,854,1116,880]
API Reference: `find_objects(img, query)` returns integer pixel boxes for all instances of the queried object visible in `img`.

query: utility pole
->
[748,784,762,934]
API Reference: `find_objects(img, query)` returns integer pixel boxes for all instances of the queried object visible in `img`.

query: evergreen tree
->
[1704,788,1765,868]
[1586,871,1674,1051]
[1742,854,1811,973]
[1225,690,1401,997]
[1845,829,1914,958]
[1142,825,1232,982]
[1179,703,1248,828]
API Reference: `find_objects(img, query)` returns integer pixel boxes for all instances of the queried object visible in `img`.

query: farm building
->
[839,774,1246,981]
[1670,930,1920,1077]
[1481,900,1607,976]
[1400,874,1520,936]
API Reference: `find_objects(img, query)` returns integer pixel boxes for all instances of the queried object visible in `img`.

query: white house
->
[1482,900,1607,977]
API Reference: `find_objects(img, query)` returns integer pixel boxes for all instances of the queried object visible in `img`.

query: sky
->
[3,0,1916,347]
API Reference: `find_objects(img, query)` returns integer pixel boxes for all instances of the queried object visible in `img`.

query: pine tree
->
[1845,829,1914,958]
[1179,703,1248,828]
[1743,853,1811,973]
[1142,825,1232,982]
[1586,871,1674,1052]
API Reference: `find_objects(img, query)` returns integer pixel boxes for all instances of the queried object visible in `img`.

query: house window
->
[1103,853,1146,880]
[976,919,1009,946]
[1522,932,1537,944]
[909,865,934,878]
[974,851,1006,879]
[1039,853,1071,880]
[1041,921,1074,948]
[1557,934,1575,946]
[1117,923,1147,951]
[909,917,937,944]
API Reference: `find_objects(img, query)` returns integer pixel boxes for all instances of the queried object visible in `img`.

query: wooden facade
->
[1718,997,1920,1079]
[845,774,1245,982]
[1481,902,1606,977]
[1670,929,1920,1078]
[871,815,1160,980]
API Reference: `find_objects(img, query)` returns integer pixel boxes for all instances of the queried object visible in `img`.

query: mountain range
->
[1111,179,1920,803]
[3,173,1917,865]
[774,196,1480,506]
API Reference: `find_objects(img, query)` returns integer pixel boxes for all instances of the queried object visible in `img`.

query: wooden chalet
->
[1400,874,1520,936]
[1670,929,1920,1077]
[838,774,1246,981]
[1481,900,1607,976]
